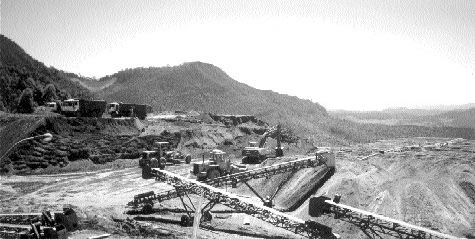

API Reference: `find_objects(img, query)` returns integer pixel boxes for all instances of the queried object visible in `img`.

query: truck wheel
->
[207,169,221,180]
[241,157,249,164]
[142,203,153,214]
[180,215,190,227]
[203,211,212,221]
[185,155,191,164]
[159,157,166,170]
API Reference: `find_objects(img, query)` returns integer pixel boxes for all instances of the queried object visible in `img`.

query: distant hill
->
[78,62,474,142]
[331,107,475,129]
[0,35,92,112]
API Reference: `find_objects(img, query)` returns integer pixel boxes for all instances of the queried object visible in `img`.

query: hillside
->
[331,107,475,129]
[78,63,474,143]
[0,35,92,112]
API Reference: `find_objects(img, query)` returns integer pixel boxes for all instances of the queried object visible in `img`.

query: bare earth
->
[1,138,474,238]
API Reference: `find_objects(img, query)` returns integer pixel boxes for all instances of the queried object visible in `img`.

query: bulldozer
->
[242,124,284,164]
[191,149,246,181]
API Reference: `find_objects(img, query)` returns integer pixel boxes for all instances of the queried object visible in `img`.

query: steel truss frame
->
[130,155,327,207]
[153,168,338,239]
[311,197,460,239]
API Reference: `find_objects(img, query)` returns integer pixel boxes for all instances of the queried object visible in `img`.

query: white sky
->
[2,0,474,110]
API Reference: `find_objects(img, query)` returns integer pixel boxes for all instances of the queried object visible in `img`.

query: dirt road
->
[0,160,301,238]
[1,138,473,239]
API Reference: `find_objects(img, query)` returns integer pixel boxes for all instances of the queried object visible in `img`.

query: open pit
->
[1,113,473,239]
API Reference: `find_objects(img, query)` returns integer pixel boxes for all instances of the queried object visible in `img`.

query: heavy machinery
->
[242,124,284,164]
[308,195,461,239]
[107,102,152,120]
[136,153,339,238]
[59,99,106,117]
[165,150,192,164]
[0,207,79,239]
[191,149,247,181]
[139,150,165,179]
[130,151,335,211]
[130,147,461,239]
[45,102,59,112]
[139,142,169,179]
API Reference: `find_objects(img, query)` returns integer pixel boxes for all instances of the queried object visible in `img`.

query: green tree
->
[17,88,35,113]
[42,83,57,102]
[0,97,5,112]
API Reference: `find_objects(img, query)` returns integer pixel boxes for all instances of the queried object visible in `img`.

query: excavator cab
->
[242,125,283,164]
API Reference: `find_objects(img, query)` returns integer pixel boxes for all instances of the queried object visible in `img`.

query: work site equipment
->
[191,149,247,181]
[165,150,191,164]
[241,124,284,164]
[0,207,78,239]
[149,168,339,238]
[107,102,152,120]
[59,99,106,117]
[140,142,169,178]
[308,195,462,239]
[130,151,335,210]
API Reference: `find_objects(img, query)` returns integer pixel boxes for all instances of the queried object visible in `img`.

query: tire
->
[142,203,153,214]
[185,155,191,164]
[159,157,166,170]
[180,215,190,227]
[203,211,212,221]
[207,169,221,180]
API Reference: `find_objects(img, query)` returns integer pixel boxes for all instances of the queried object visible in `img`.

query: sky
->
[1,0,474,110]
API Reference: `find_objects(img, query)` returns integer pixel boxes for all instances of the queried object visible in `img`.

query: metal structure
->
[309,195,462,239]
[0,208,78,239]
[130,153,333,208]
[153,168,339,239]
[242,124,283,164]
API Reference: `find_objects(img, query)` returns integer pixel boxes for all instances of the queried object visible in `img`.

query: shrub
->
[17,88,35,113]
[69,149,90,161]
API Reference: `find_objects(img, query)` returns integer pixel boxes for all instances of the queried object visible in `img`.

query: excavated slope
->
[287,138,475,238]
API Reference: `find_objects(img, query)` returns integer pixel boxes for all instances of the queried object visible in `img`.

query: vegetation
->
[0,35,92,113]
[17,88,35,113]
[87,62,474,143]
[331,107,475,129]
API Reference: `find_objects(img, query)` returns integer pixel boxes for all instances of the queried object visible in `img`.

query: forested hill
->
[89,62,328,132]
[95,62,328,116]
[84,62,474,142]
[0,35,92,112]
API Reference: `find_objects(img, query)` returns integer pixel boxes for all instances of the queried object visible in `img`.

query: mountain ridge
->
[0,34,92,112]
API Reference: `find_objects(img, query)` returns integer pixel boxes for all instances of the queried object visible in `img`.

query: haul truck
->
[107,102,152,120]
[60,99,106,117]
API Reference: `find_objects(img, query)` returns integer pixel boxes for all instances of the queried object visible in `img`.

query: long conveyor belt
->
[153,168,339,239]
[130,155,327,207]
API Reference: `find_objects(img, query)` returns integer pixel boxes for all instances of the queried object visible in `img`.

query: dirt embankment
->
[1,114,270,174]
[290,139,475,238]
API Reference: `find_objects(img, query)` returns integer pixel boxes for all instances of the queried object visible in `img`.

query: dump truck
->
[242,124,283,164]
[107,102,152,120]
[59,99,106,117]
[191,149,247,181]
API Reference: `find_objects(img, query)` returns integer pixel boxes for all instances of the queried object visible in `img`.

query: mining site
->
[1,1,475,239]
[0,111,474,239]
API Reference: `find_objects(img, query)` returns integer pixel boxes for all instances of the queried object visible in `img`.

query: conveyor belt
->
[130,155,327,207]
[153,168,338,239]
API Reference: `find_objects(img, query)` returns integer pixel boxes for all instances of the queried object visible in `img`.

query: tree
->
[0,98,5,112]
[42,83,57,103]
[17,88,35,113]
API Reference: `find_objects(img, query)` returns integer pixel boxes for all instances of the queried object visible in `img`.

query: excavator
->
[241,124,284,164]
